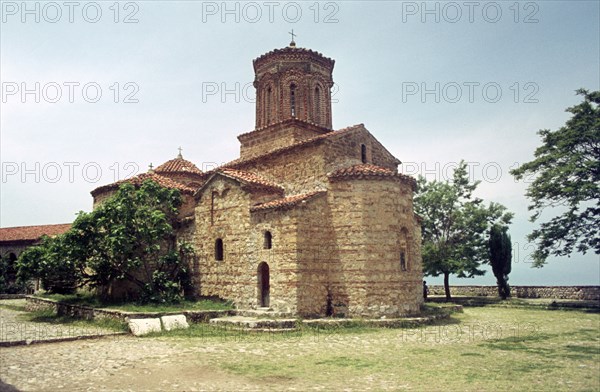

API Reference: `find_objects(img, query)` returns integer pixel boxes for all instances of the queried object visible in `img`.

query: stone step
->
[234,309,294,318]
[209,316,297,330]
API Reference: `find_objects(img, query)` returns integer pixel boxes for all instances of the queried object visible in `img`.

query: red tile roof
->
[328,164,397,178]
[251,190,326,212]
[91,172,196,197]
[220,169,284,193]
[0,223,71,243]
[155,157,203,175]
[237,118,331,139]
[328,164,417,189]
[253,46,335,70]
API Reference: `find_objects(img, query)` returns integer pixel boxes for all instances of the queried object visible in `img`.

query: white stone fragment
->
[128,318,162,336]
[160,314,189,331]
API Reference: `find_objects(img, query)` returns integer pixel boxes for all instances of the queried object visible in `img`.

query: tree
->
[489,225,512,299]
[17,235,82,294]
[415,161,513,300]
[17,180,194,302]
[510,89,599,267]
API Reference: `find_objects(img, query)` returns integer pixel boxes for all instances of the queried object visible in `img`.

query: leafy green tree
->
[415,161,513,300]
[17,180,194,302]
[510,89,599,267]
[0,254,28,294]
[489,225,512,299]
[17,236,81,294]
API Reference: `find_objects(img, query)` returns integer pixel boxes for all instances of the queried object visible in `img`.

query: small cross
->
[289,29,296,43]
[177,146,183,158]
[148,163,154,171]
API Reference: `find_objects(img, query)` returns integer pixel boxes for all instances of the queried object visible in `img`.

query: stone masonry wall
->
[428,285,600,300]
[328,178,422,317]
[193,176,300,313]
[324,127,399,174]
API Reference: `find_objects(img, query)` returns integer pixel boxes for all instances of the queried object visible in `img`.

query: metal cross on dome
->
[289,29,297,45]
[177,146,183,159]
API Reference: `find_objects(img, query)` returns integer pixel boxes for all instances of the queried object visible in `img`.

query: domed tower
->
[238,40,335,159]
[253,40,335,129]
[154,149,204,188]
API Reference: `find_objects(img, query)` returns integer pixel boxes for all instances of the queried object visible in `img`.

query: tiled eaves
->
[0,223,72,243]
[328,164,417,190]
[221,124,365,171]
[253,46,335,70]
[250,190,327,212]
[90,172,196,197]
[237,118,332,140]
[155,158,203,175]
[193,168,285,198]
[220,168,285,193]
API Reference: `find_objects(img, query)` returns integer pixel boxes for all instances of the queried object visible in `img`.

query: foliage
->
[510,89,600,267]
[489,225,512,299]
[17,236,81,294]
[17,180,194,302]
[414,160,513,299]
[0,255,28,294]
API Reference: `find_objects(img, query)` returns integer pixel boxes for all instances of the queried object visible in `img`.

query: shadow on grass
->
[480,328,600,362]
[22,309,128,332]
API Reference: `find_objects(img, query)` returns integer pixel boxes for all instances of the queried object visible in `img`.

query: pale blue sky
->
[1,1,599,286]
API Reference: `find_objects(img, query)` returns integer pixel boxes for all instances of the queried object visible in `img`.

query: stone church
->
[91,41,424,317]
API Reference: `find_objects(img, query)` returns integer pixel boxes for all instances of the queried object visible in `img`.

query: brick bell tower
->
[238,38,336,159]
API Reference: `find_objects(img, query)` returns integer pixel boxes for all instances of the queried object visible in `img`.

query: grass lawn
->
[155,305,599,391]
[35,292,233,312]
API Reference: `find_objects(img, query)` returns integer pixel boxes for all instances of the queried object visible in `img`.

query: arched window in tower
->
[266,87,272,124]
[314,86,321,124]
[361,144,367,163]
[263,231,272,249]
[400,228,410,271]
[215,238,224,261]
[290,83,297,117]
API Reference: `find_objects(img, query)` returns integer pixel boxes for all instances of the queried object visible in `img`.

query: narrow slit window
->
[400,251,407,271]
[361,144,367,163]
[264,231,272,249]
[314,87,321,123]
[266,87,272,124]
[290,84,296,117]
[215,238,224,261]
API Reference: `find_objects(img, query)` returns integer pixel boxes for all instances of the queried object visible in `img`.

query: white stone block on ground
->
[129,318,162,336]
[161,314,189,331]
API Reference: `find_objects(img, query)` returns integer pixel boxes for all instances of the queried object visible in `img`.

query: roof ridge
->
[250,190,327,212]
[91,172,196,197]
[219,123,364,170]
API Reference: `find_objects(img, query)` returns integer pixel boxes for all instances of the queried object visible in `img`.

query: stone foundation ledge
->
[300,309,458,329]
[0,294,27,300]
[24,296,235,323]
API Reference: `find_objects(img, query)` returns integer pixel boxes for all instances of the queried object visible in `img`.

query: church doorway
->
[257,262,270,308]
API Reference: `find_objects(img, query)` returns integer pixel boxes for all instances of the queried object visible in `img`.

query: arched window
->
[290,83,296,117]
[400,228,410,271]
[215,238,224,261]
[400,251,407,271]
[263,231,272,249]
[361,144,367,163]
[314,86,321,123]
[266,87,272,124]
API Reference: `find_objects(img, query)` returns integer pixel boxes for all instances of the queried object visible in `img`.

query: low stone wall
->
[429,285,600,301]
[24,296,235,323]
[0,294,27,300]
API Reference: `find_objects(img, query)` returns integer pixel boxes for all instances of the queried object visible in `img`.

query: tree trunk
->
[443,272,452,301]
